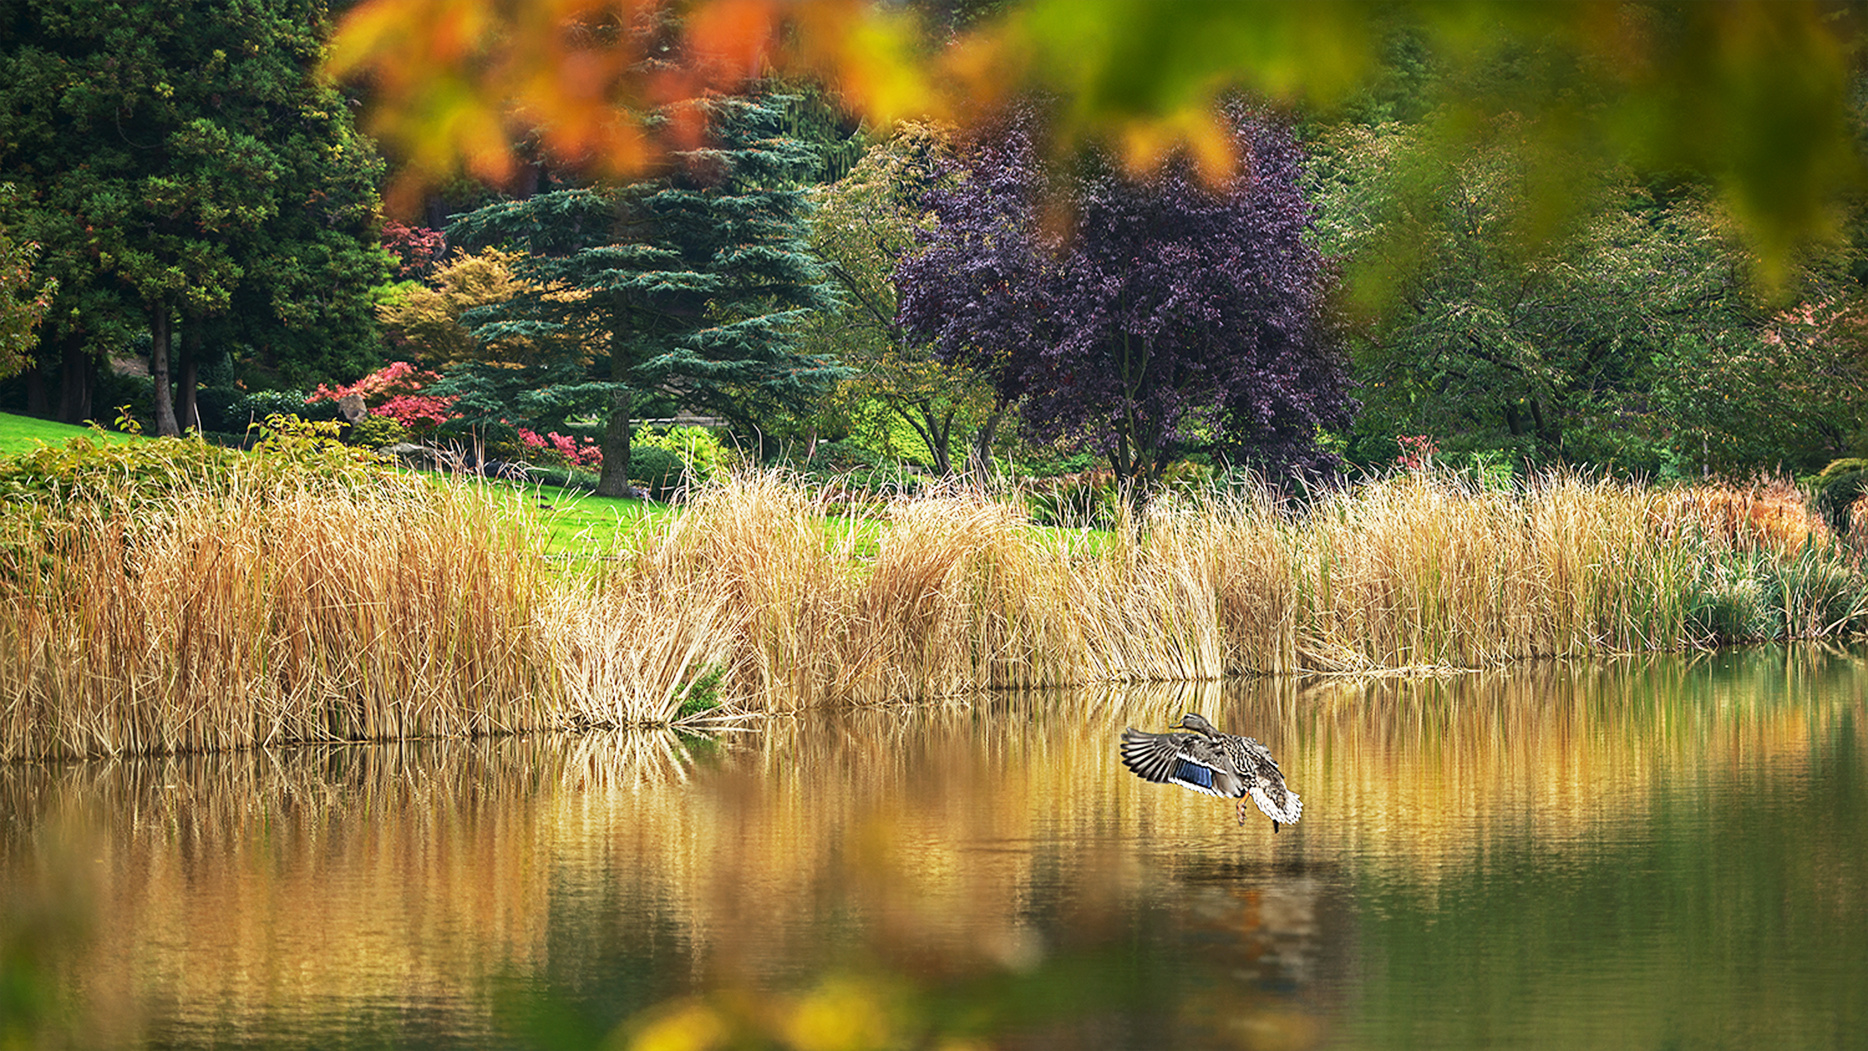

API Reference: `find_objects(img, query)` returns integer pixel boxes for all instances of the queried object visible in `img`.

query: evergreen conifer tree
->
[445,93,841,496]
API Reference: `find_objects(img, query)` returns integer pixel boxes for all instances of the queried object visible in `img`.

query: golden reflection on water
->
[1,645,1863,1049]
[1284,650,1862,871]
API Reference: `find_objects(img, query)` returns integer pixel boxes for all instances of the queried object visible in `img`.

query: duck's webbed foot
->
[1236,800,1249,826]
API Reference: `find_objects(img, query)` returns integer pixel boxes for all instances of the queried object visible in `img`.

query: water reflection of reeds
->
[1,733,714,1047]
[1277,647,1867,876]
[0,647,1861,1048]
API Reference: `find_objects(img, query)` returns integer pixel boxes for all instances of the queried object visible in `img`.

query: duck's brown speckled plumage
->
[1119,712,1302,830]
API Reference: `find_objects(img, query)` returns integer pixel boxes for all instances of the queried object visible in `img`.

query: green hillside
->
[0,412,139,458]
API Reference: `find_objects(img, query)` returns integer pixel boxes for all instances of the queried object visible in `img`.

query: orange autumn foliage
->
[1664,479,1834,557]
[327,0,1865,287]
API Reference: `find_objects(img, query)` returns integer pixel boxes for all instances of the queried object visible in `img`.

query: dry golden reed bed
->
[3,465,1864,759]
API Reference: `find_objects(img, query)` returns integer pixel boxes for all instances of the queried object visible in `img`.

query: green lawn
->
[515,481,894,561]
[0,411,139,457]
[520,482,671,556]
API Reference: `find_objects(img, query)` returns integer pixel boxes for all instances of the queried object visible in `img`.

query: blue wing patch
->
[1173,759,1214,790]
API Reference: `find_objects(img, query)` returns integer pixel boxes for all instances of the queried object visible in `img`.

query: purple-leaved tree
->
[897,103,1354,494]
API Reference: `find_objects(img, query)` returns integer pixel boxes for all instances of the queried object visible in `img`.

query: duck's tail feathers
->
[1249,782,1302,827]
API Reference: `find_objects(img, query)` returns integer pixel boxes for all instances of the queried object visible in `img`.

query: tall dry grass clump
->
[838,491,1087,697]
[621,471,845,709]
[564,469,1868,713]
[0,478,558,760]
[585,468,1867,701]
[537,584,729,727]
[7,428,1867,760]
[1068,491,1298,680]
[1291,473,1691,665]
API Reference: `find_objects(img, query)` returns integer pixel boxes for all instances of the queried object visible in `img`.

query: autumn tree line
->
[5,0,1868,499]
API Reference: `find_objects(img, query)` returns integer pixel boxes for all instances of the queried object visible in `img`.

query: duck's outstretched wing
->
[1119,728,1242,798]
[1238,738,1303,826]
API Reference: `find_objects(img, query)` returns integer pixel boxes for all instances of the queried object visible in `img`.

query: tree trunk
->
[24,355,49,418]
[905,404,954,475]
[968,401,1005,482]
[177,319,201,432]
[1528,396,1558,461]
[1503,400,1528,437]
[930,409,955,476]
[595,385,639,498]
[57,337,92,424]
[150,308,180,437]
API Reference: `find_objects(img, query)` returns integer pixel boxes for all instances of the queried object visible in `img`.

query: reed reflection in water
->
[1,645,1864,1049]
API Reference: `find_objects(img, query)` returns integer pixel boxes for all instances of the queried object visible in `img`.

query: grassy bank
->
[0,411,138,457]
[3,430,1865,759]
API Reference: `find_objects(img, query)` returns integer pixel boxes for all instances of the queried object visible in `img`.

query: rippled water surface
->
[4,647,1866,1049]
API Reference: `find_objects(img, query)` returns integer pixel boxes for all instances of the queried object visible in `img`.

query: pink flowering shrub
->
[307,361,459,434]
[1396,434,1438,472]
[307,360,436,405]
[308,360,435,405]
[375,394,460,431]
[517,427,603,468]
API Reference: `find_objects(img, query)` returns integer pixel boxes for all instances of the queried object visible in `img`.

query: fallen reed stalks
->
[5,441,1866,759]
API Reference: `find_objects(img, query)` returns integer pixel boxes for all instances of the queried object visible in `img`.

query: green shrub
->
[628,445,689,500]
[0,431,236,512]
[346,416,409,449]
[1685,563,1768,644]
[226,389,337,429]
[1015,448,1098,479]
[1159,458,1212,492]
[1810,460,1868,536]
[1817,458,1868,479]
[0,415,399,521]
[1686,548,1868,644]
[792,438,881,472]
[636,425,732,483]
[675,664,729,719]
[249,414,399,479]
[1762,549,1868,638]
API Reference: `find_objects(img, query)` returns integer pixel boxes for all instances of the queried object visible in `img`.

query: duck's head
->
[1178,712,1218,735]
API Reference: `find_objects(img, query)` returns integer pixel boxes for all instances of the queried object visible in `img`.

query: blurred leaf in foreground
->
[327,1,1867,280]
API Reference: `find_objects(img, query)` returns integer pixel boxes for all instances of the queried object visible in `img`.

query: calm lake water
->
[3,647,1866,1050]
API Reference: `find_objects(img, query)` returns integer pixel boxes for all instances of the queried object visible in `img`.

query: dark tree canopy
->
[0,0,389,432]
[0,213,53,380]
[897,104,1353,490]
[445,93,841,496]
